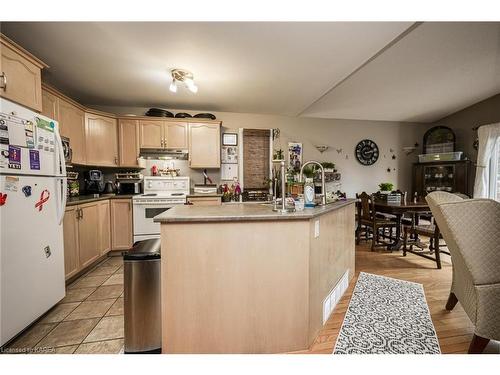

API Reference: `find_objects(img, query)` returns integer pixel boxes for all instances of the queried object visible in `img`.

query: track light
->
[169,69,198,94]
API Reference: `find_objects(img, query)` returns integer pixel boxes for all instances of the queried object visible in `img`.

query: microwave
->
[117,181,142,195]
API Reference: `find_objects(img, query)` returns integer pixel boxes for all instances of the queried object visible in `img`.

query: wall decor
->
[272,128,280,141]
[336,148,343,154]
[355,139,379,166]
[423,126,455,153]
[221,145,238,163]
[222,133,238,146]
[315,145,329,153]
[288,142,303,171]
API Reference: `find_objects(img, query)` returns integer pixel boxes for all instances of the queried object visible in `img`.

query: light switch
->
[314,220,320,238]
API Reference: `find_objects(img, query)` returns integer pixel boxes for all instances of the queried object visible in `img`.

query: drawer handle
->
[0,72,6,91]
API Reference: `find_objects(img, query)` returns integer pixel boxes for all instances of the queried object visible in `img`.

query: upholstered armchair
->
[426,192,500,353]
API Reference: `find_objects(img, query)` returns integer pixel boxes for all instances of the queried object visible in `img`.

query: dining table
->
[374,199,431,250]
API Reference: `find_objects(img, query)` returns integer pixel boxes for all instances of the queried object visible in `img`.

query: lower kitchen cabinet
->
[78,202,101,269]
[110,199,133,250]
[62,200,112,280]
[98,200,111,256]
[187,196,222,206]
[62,206,80,280]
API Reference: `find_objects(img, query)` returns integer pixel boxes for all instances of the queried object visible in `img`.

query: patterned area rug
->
[333,272,441,354]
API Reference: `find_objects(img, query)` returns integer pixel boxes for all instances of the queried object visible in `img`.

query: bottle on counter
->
[304,178,315,208]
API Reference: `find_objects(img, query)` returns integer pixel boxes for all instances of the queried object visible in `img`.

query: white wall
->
[91,105,425,197]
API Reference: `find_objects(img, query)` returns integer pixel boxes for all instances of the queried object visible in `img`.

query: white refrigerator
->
[0,98,67,346]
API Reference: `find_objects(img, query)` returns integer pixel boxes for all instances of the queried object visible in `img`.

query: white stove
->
[132,176,190,242]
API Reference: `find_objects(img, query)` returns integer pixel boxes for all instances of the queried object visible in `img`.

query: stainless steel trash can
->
[123,238,161,354]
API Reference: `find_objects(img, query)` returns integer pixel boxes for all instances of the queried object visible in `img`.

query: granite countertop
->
[66,194,138,206]
[154,199,355,223]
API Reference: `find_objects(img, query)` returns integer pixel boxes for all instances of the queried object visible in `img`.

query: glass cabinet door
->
[423,164,455,193]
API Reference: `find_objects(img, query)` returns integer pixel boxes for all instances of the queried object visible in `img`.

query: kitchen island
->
[154,199,356,353]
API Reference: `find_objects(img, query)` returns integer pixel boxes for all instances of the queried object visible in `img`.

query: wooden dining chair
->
[402,214,449,269]
[356,192,398,251]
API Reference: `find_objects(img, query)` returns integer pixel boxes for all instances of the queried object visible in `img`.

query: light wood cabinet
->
[139,119,189,149]
[188,122,221,168]
[41,89,58,120]
[111,199,133,250]
[139,120,164,149]
[166,122,188,149]
[59,98,86,164]
[118,119,140,167]
[62,206,80,280]
[187,196,222,206]
[98,200,111,256]
[62,200,112,280]
[85,113,118,166]
[0,35,47,112]
[78,202,101,269]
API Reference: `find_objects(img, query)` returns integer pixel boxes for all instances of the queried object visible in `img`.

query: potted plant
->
[378,182,394,194]
[321,162,336,172]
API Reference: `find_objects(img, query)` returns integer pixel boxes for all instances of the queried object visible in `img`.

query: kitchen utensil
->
[193,113,216,120]
[103,181,116,194]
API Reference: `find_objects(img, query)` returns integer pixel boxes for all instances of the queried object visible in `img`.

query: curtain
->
[473,122,500,198]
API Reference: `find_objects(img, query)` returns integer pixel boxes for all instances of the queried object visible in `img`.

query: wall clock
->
[355,139,379,166]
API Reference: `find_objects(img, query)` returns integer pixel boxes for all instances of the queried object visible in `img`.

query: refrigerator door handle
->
[55,177,67,225]
[54,124,67,178]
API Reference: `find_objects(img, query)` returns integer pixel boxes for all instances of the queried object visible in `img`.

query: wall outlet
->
[314,220,320,238]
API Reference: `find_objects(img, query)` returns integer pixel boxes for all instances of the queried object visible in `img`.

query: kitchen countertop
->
[154,199,355,223]
[66,194,137,206]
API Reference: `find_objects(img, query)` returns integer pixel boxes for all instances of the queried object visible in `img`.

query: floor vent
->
[323,270,349,324]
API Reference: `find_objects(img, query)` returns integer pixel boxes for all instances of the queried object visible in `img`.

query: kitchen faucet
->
[300,161,327,206]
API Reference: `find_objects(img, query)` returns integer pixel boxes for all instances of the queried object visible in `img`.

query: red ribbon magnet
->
[0,193,7,206]
[35,189,50,211]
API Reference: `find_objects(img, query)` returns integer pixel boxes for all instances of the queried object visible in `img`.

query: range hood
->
[139,148,189,160]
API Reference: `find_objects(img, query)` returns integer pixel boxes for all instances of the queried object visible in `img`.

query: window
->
[489,137,500,201]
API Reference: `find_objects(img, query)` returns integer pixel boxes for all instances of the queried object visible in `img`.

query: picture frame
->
[288,142,303,172]
[222,133,238,146]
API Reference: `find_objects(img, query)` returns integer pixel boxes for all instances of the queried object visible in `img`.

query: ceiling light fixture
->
[170,69,198,93]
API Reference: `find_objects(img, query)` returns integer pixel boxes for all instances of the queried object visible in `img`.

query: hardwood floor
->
[298,242,499,354]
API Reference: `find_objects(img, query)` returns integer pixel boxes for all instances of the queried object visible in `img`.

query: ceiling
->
[1,22,499,123]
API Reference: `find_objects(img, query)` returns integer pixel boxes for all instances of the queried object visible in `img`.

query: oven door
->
[132,201,177,241]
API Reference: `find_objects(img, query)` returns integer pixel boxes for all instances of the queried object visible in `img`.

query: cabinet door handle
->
[80,208,84,219]
[0,72,6,91]
[114,156,118,165]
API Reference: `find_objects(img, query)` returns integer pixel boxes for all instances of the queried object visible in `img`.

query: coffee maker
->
[84,170,105,194]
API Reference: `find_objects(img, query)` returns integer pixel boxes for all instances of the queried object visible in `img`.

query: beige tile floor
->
[4,255,125,354]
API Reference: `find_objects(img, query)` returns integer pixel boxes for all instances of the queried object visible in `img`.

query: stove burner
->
[142,193,157,197]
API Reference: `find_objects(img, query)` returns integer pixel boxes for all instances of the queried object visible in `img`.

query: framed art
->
[222,133,238,146]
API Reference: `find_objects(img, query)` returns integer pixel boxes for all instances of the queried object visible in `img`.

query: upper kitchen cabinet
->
[0,34,48,112]
[165,122,188,149]
[85,112,119,166]
[188,122,221,168]
[58,98,86,164]
[139,119,189,149]
[139,120,164,149]
[119,119,140,167]
[41,89,58,120]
